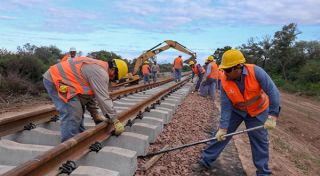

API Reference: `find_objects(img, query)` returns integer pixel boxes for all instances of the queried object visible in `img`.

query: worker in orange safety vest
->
[189,60,205,93]
[142,61,151,84]
[43,57,128,142]
[60,47,77,62]
[192,49,280,175]
[173,55,183,82]
[203,55,219,101]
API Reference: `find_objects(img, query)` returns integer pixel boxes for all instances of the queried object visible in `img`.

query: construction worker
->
[217,69,223,91]
[42,57,128,142]
[60,48,103,125]
[173,55,183,82]
[204,56,219,101]
[61,47,77,62]
[142,61,151,84]
[191,49,280,176]
[151,61,160,82]
[199,59,210,97]
[189,61,205,93]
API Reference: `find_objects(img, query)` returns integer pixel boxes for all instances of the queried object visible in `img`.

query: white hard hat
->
[69,47,76,52]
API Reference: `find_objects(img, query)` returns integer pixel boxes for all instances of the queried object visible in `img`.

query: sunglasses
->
[223,67,234,73]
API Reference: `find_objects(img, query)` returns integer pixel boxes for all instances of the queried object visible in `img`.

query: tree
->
[270,23,301,80]
[87,50,122,62]
[239,36,272,69]
[213,46,232,64]
[17,43,37,55]
[34,45,62,65]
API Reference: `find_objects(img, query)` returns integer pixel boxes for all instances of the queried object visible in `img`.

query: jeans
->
[200,81,209,97]
[200,111,271,176]
[43,78,85,142]
[206,78,217,101]
[174,69,182,82]
[217,80,221,90]
[152,72,157,82]
[143,74,150,84]
[195,73,204,91]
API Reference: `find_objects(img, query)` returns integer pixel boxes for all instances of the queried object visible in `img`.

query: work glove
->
[215,128,227,142]
[113,119,124,136]
[59,85,68,93]
[264,115,277,129]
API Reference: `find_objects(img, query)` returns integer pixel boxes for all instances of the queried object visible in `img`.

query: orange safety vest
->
[191,65,205,75]
[60,54,72,62]
[50,57,109,103]
[142,64,150,75]
[221,64,269,117]
[208,62,219,79]
[173,57,183,69]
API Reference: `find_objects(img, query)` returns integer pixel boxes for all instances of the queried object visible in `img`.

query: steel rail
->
[3,76,191,176]
[0,107,58,137]
[0,73,190,138]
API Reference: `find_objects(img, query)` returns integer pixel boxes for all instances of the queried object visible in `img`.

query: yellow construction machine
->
[112,40,196,87]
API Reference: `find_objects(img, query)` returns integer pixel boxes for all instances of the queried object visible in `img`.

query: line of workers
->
[44,48,280,176]
[172,54,222,101]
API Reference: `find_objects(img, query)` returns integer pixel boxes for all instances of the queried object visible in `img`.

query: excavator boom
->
[112,40,196,87]
[132,40,196,75]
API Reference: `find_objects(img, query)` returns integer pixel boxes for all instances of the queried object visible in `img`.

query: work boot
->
[191,162,208,172]
[92,114,107,125]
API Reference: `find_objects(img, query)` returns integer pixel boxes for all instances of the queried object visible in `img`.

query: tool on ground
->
[143,125,264,158]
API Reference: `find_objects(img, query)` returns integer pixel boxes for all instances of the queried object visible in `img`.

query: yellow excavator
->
[112,40,196,87]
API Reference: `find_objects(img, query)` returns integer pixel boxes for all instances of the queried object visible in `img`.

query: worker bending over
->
[60,47,104,125]
[189,61,205,93]
[43,57,127,142]
[192,49,280,176]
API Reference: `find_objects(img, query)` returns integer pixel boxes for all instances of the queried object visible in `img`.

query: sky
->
[1,0,320,64]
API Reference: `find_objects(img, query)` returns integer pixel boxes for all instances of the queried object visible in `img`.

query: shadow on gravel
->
[192,140,247,176]
[193,103,247,176]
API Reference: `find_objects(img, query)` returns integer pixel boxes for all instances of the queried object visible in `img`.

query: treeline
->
[213,23,320,97]
[0,45,184,96]
[0,23,319,98]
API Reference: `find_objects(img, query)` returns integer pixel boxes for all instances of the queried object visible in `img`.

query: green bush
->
[272,75,320,98]
[297,60,320,83]
[0,55,46,82]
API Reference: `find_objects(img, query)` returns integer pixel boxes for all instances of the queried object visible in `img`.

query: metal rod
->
[144,125,264,157]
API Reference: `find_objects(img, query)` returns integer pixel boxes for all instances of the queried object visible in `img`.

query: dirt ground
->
[0,93,51,116]
[1,91,320,175]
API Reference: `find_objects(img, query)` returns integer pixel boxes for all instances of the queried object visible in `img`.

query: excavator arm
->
[112,40,196,87]
[132,40,196,75]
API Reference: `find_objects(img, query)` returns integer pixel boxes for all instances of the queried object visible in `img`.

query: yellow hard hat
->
[144,61,149,64]
[219,49,246,69]
[113,59,128,80]
[188,61,195,65]
[207,55,214,61]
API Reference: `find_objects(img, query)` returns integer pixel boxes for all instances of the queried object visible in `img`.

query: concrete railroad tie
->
[0,81,193,176]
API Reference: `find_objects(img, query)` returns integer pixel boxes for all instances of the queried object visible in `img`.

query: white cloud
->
[115,0,320,31]
[0,15,17,20]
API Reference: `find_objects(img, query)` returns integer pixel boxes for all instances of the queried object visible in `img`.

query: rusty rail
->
[0,73,190,138]
[3,76,191,176]
[0,107,58,137]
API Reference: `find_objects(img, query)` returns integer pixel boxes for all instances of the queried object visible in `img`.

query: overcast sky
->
[1,0,320,64]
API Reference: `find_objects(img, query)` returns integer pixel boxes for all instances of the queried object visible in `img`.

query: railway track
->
[0,74,193,176]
